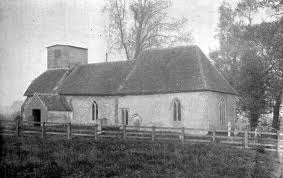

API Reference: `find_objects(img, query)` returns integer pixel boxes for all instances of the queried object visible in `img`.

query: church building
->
[22,44,238,130]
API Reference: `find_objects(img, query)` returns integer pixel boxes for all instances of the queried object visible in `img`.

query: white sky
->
[0,0,226,106]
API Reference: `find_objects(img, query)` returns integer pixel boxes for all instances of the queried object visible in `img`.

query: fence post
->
[152,126,155,141]
[67,123,72,139]
[180,127,185,144]
[244,127,249,148]
[94,124,98,141]
[277,130,280,155]
[15,119,20,137]
[212,129,216,142]
[123,125,126,140]
[41,122,45,138]
[228,122,231,137]
[279,122,283,165]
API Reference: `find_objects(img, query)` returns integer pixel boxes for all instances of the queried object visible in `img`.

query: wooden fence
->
[0,120,280,153]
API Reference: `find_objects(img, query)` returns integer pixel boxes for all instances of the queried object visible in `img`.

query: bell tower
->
[47,44,88,69]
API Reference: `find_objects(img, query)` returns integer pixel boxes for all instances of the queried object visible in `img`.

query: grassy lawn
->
[0,135,277,177]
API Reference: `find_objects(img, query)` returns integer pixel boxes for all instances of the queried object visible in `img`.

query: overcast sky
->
[0,0,227,106]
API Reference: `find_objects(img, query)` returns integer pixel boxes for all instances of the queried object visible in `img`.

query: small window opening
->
[121,109,129,125]
[92,101,98,121]
[173,99,181,122]
[220,97,226,125]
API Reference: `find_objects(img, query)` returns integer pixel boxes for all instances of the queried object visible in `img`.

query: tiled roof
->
[37,94,72,111]
[198,50,238,94]
[24,45,237,96]
[58,60,134,95]
[118,46,238,95]
[24,69,68,96]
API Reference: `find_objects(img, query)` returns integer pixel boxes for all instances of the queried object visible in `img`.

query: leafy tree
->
[253,19,283,129]
[236,0,260,25]
[210,0,282,130]
[103,0,192,60]
[238,50,267,129]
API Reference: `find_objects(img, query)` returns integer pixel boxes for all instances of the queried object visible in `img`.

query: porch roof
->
[35,94,72,111]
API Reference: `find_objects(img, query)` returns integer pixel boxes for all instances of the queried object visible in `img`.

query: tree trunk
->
[250,112,260,131]
[231,55,237,86]
[272,89,282,130]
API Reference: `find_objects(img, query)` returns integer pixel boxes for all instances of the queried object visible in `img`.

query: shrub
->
[254,145,266,154]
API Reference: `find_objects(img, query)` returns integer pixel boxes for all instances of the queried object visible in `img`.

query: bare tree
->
[103,0,193,60]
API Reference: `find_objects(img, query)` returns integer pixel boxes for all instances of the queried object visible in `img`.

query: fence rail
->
[0,119,280,153]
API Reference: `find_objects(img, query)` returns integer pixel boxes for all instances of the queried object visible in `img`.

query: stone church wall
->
[22,96,73,123]
[119,92,209,128]
[118,91,237,130]
[22,96,47,123]
[22,91,237,130]
[65,96,117,125]
[47,111,72,123]
[206,92,237,130]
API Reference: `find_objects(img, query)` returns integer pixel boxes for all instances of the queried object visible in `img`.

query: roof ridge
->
[197,49,238,96]
[47,44,87,50]
[36,94,72,111]
[35,93,58,96]
[79,60,134,67]
[52,68,75,93]
[57,66,80,94]
[47,68,69,71]
[33,94,48,111]
[143,45,198,53]
[206,56,239,95]
[195,47,208,89]
[117,60,139,92]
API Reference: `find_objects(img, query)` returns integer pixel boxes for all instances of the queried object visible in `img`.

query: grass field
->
[0,135,277,177]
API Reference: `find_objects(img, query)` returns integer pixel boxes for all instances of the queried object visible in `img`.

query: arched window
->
[121,109,129,125]
[92,101,98,121]
[219,97,225,125]
[173,99,181,122]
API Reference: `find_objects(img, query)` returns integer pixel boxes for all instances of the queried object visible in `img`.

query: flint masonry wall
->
[119,91,237,129]
[47,111,72,123]
[65,96,116,125]
[64,91,237,129]
[206,92,237,130]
